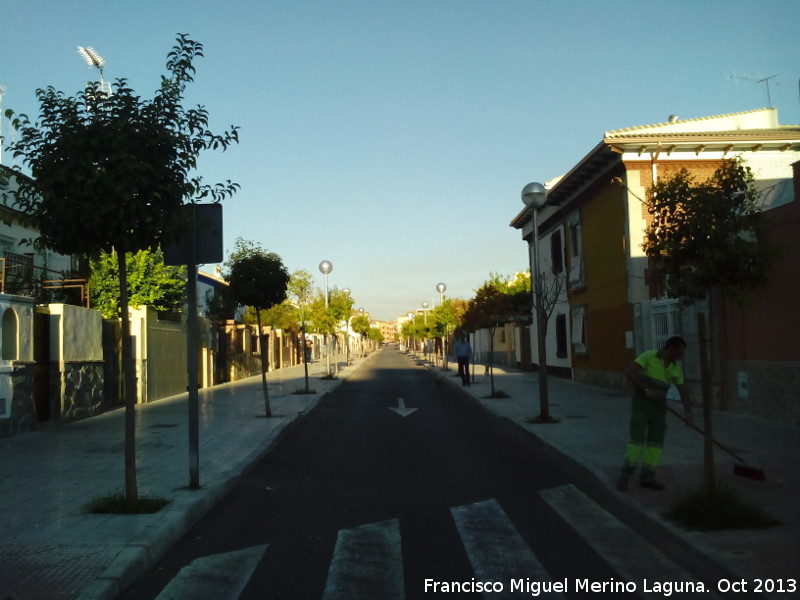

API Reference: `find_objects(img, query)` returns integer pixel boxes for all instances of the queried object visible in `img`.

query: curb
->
[76,359,366,600]
[426,362,781,599]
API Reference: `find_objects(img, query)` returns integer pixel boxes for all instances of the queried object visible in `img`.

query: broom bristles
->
[734,463,766,481]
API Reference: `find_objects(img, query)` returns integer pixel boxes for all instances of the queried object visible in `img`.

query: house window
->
[567,213,584,289]
[2,309,19,361]
[550,229,563,274]
[571,305,587,354]
[555,314,568,358]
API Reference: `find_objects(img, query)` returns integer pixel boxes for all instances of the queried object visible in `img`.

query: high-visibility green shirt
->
[634,349,684,386]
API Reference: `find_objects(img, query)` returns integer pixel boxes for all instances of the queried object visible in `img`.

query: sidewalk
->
[427,358,799,587]
[0,354,366,600]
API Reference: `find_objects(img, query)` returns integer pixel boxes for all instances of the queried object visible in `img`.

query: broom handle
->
[662,403,747,464]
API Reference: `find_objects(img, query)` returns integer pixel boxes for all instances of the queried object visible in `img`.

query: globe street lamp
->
[319,260,333,376]
[521,182,554,422]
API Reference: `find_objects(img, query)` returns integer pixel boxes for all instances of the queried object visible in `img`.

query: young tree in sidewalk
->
[644,158,775,305]
[4,35,239,505]
[287,270,314,392]
[642,157,776,498]
[225,238,289,417]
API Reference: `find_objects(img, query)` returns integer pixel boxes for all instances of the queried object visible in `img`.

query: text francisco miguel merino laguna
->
[425,577,713,596]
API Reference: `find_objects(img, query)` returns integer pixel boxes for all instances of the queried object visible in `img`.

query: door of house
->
[649,298,681,350]
[520,325,532,370]
[33,311,50,421]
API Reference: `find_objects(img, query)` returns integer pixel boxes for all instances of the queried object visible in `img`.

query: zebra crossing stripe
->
[539,484,720,599]
[154,544,268,600]
[451,498,566,599]
[322,518,404,600]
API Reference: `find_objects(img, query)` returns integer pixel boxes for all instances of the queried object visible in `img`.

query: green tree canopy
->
[225,238,289,312]
[2,34,239,504]
[224,237,289,417]
[4,35,239,256]
[89,249,186,319]
[643,158,775,305]
[463,272,531,331]
[351,314,371,339]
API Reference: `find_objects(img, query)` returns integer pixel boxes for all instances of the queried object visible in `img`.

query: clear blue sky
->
[2,0,798,320]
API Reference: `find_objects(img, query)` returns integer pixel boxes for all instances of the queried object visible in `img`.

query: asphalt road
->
[120,347,740,599]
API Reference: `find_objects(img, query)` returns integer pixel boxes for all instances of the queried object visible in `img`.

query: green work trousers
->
[621,392,667,483]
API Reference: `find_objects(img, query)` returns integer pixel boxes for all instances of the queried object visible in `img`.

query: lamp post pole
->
[319,260,332,376]
[521,182,553,422]
[343,288,351,366]
[436,282,447,368]
[421,301,429,360]
[360,307,367,356]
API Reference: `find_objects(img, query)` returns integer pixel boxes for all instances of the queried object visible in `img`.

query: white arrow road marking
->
[155,544,268,600]
[388,397,417,417]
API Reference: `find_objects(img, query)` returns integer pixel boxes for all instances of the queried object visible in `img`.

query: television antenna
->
[729,72,778,108]
[0,85,5,165]
[77,46,112,96]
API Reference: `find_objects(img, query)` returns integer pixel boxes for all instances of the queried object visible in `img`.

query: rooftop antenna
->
[729,72,778,108]
[77,46,111,96]
[0,85,5,165]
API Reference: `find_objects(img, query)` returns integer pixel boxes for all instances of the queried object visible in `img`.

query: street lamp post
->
[521,182,555,423]
[436,282,447,368]
[319,260,332,376]
[360,307,367,356]
[421,301,430,361]
[342,288,351,366]
[407,311,414,354]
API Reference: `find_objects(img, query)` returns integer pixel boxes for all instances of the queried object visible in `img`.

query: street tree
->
[308,287,353,374]
[351,313,372,355]
[225,238,289,417]
[463,273,534,398]
[431,299,458,366]
[642,158,776,498]
[89,249,185,319]
[529,268,565,422]
[643,158,775,305]
[3,35,239,505]
[287,270,314,391]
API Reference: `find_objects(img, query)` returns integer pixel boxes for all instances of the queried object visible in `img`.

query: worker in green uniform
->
[618,336,693,491]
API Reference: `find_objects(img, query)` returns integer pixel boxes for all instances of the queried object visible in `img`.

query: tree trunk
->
[698,312,716,499]
[117,248,138,504]
[257,311,272,417]
[537,313,551,421]
[489,326,496,394]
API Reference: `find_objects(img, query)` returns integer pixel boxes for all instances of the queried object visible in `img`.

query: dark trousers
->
[457,357,470,384]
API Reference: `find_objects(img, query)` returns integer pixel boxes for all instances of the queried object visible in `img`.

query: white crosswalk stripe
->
[451,498,566,599]
[321,518,405,600]
[540,484,721,599]
[152,486,716,599]
[154,544,268,600]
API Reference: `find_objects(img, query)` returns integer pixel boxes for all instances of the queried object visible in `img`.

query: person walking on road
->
[618,336,693,492]
[454,332,472,386]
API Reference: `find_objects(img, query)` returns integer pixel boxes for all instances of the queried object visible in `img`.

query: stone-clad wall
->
[61,362,105,420]
[0,364,35,437]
